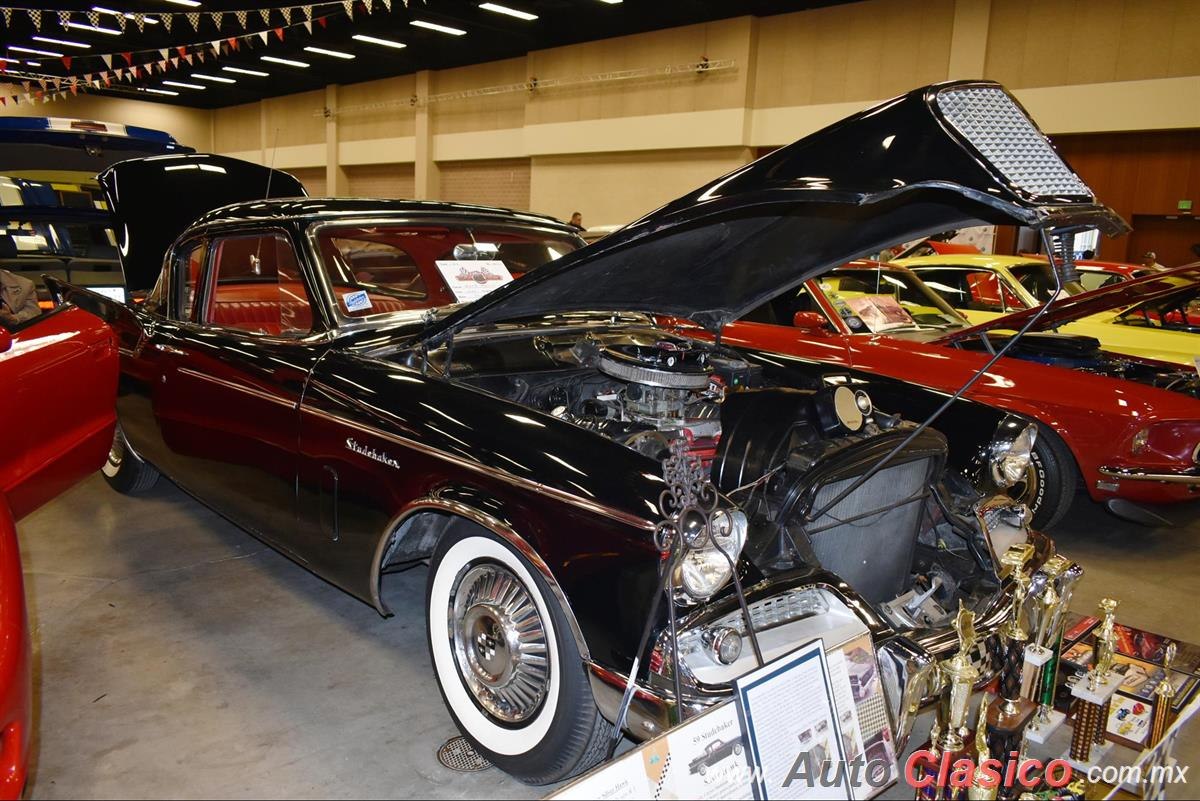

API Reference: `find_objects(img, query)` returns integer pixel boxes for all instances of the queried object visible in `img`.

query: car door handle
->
[153,343,186,356]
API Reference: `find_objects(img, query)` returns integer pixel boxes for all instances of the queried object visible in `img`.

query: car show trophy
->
[916,602,980,800]
[1022,555,1081,745]
[1066,598,1120,768]
[968,701,997,801]
[985,546,1038,799]
[1148,641,1177,747]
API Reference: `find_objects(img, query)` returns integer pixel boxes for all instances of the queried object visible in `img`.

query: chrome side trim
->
[586,662,673,741]
[370,495,591,661]
[305,403,657,532]
[176,367,297,409]
[1098,466,1200,486]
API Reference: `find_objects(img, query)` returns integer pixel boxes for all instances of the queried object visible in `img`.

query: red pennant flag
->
[61,55,72,70]
[318,16,327,28]
[274,27,284,41]
[0,97,6,107]
[227,37,239,50]
[70,84,78,96]
[121,52,133,66]
[177,46,187,57]
[0,60,6,73]
[104,74,112,86]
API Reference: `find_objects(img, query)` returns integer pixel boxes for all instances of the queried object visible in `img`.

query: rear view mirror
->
[0,327,11,354]
[792,311,832,334]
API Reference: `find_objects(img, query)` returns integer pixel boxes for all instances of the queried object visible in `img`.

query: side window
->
[168,239,206,321]
[204,232,313,337]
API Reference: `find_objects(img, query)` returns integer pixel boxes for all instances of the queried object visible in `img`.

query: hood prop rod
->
[804,229,1068,523]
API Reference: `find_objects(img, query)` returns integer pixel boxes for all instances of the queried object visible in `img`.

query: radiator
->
[806,456,933,604]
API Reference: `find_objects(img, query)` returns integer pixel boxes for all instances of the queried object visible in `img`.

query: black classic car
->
[58,81,1122,785]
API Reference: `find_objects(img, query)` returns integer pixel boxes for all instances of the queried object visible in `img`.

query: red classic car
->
[0,303,118,798]
[673,262,1199,529]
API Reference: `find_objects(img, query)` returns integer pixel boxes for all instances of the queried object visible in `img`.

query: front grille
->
[935,86,1093,198]
[806,456,933,604]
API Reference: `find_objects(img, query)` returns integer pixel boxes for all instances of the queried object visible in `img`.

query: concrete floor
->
[16,474,1200,799]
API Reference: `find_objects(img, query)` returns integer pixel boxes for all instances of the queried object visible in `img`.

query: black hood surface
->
[422,80,1127,345]
[99,153,307,292]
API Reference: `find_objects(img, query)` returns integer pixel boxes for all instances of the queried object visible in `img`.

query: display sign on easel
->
[550,628,896,801]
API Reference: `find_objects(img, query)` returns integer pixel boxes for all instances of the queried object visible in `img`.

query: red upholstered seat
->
[209,299,312,336]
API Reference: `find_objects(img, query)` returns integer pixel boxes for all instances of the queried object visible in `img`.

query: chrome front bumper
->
[1098,466,1200,486]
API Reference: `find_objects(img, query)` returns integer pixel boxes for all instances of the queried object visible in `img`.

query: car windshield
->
[818,267,969,332]
[1113,280,1200,333]
[314,222,580,319]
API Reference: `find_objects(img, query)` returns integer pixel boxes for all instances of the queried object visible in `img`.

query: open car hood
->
[99,153,307,292]
[936,264,1200,343]
[420,80,1127,346]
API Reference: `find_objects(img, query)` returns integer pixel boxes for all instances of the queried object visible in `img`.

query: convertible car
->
[62,81,1111,784]
[900,253,1197,365]
[685,262,1199,528]
[0,303,118,799]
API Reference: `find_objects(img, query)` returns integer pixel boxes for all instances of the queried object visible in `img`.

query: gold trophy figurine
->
[1148,642,1178,747]
[1089,598,1119,691]
[936,601,981,753]
[969,700,998,801]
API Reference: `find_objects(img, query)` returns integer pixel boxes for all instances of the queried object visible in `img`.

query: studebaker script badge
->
[346,437,401,469]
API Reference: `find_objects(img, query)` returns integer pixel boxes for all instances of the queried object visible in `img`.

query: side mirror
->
[792,311,832,334]
[0,327,11,354]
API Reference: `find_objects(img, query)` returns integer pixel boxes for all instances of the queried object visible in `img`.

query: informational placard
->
[549,630,895,801]
[434,259,514,303]
[734,640,849,800]
[842,296,913,333]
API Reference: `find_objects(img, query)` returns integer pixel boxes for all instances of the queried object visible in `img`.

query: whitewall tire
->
[426,524,611,784]
[102,423,159,494]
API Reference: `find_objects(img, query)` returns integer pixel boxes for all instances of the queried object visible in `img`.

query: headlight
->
[677,509,748,600]
[990,422,1038,489]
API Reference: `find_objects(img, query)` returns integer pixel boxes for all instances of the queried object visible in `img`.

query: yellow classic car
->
[898,254,1199,366]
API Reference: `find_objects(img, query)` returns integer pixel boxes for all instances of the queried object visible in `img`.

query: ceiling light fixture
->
[25,61,41,67]
[164,80,206,89]
[479,3,537,20]
[65,21,122,35]
[192,73,236,83]
[261,55,310,68]
[410,20,467,36]
[142,88,179,96]
[8,45,63,57]
[32,35,91,49]
[162,0,201,7]
[222,66,270,76]
[351,34,407,49]
[597,0,623,4]
[304,46,356,59]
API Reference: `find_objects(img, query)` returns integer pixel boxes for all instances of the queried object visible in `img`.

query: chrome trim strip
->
[176,367,296,409]
[586,661,672,741]
[304,403,657,532]
[371,495,591,661]
[1098,466,1200,486]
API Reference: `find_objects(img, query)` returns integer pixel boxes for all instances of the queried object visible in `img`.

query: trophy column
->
[1023,556,1083,745]
[985,546,1037,800]
[1065,598,1120,769]
[916,602,980,801]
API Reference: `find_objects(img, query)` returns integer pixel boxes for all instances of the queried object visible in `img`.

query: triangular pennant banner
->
[184,53,194,65]
[210,11,223,30]
[227,37,239,50]
[274,27,284,41]
[61,56,71,71]
[101,53,113,68]
[257,31,269,45]
[2,9,12,27]
[382,0,392,11]
[303,20,312,33]
[57,10,71,29]
[87,10,100,26]
[27,9,41,29]
[0,98,6,107]
[197,51,205,63]
[121,52,133,66]
[70,83,78,96]
[258,9,271,26]
[20,81,30,93]
[116,13,125,31]
[160,49,169,60]
[187,12,201,30]
[236,10,248,28]
[282,7,292,25]
[177,46,187,57]
[318,16,328,28]
[162,13,172,33]
[133,13,145,32]
[0,60,6,74]
[303,5,313,20]
[171,57,179,68]
[343,0,354,19]
[114,68,123,80]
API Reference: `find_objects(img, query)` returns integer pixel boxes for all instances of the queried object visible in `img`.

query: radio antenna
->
[264,126,280,198]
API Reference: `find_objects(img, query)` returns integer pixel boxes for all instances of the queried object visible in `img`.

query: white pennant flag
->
[101,53,113,68]
[257,31,269,45]
[303,19,312,33]
[160,49,169,60]
[114,67,123,80]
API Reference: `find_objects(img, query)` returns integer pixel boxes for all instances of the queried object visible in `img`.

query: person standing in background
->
[569,211,584,230]
[0,268,39,327]
[1141,251,1164,269]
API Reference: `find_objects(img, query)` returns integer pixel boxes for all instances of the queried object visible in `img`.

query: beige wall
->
[530,147,751,225]
[5,0,1200,225]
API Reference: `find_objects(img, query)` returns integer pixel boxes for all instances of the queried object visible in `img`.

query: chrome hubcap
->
[450,563,549,724]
